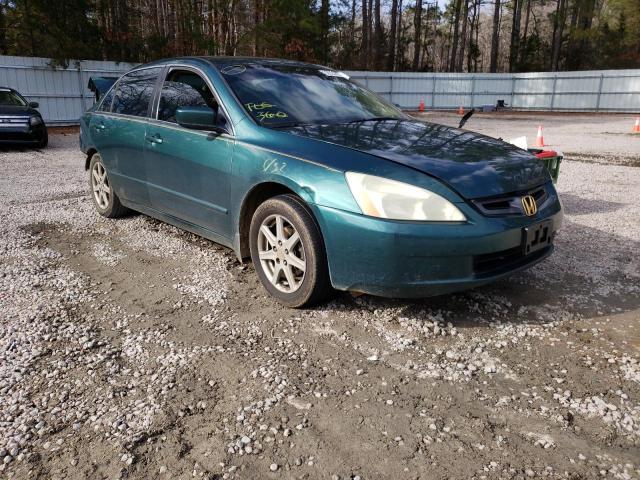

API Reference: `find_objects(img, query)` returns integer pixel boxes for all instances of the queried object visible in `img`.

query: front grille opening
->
[473,245,551,277]
[482,200,511,211]
[531,187,548,204]
[472,184,550,217]
[0,116,30,124]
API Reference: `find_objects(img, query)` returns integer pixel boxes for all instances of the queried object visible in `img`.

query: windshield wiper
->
[345,116,403,124]
[265,121,308,129]
[266,117,403,128]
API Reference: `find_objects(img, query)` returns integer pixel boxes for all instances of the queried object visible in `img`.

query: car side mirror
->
[175,105,227,133]
[29,101,39,108]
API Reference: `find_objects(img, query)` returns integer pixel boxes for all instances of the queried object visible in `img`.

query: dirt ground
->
[1,115,640,480]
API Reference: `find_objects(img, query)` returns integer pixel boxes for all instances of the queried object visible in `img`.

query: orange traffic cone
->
[419,98,425,112]
[458,106,464,115]
[633,117,640,133]
[535,125,544,147]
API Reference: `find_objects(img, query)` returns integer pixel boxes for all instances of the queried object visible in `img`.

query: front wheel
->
[36,129,48,149]
[249,194,332,308]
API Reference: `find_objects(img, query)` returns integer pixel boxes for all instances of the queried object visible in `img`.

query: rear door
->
[91,67,162,207]
[144,66,234,238]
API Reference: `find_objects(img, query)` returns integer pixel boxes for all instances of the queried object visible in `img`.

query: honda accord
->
[79,57,562,307]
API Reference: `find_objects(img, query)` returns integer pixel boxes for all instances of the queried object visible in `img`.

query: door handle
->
[93,123,105,131]
[145,134,163,144]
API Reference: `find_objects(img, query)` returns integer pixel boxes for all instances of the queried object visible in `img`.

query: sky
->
[331,0,450,18]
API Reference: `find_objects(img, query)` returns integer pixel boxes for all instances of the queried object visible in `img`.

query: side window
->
[158,69,225,126]
[112,67,161,117]
[97,87,115,112]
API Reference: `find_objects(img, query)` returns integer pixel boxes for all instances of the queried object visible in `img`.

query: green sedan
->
[80,57,562,307]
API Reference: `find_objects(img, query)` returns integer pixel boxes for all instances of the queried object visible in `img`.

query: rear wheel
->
[89,153,129,218]
[249,194,332,308]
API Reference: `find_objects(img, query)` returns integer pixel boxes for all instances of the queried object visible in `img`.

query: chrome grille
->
[472,185,549,217]
[0,116,30,127]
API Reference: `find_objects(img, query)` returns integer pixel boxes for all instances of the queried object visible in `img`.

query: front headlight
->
[29,116,43,126]
[345,172,466,222]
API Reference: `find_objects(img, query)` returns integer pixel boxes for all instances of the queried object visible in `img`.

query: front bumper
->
[312,195,563,298]
[0,125,46,144]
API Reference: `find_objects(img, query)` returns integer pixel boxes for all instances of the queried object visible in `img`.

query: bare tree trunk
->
[439,22,447,70]
[509,0,523,71]
[22,0,35,56]
[420,8,427,68]
[396,0,403,70]
[231,0,238,55]
[350,0,356,39]
[261,0,267,56]
[412,0,422,70]
[456,0,469,71]
[367,0,373,67]
[449,0,462,71]
[519,0,531,65]
[320,0,330,63]
[0,1,6,54]
[373,0,383,69]
[387,0,398,71]
[489,0,501,72]
[361,0,369,68]
[551,0,566,70]
[474,0,481,71]
[575,0,596,68]
[467,0,478,72]
[253,0,259,56]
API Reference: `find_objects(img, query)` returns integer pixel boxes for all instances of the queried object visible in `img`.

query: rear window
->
[112,67,161,117]
[97,88,115,112]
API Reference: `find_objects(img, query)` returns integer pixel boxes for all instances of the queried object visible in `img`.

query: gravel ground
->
[1,119,639,480]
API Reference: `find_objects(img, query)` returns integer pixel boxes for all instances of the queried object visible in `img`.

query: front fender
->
[231,140,360,215]
[229,140,361,258]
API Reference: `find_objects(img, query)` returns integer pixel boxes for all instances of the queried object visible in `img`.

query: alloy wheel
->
[257,214,306,293]
[91,161,110,210]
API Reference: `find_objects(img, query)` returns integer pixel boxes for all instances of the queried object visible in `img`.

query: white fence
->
[0,55,638,123]
[346,69,640,112]
[0,55,137,124]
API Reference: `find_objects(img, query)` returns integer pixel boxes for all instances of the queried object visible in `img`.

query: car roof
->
[135,56,327,71]
[205,56,324,68]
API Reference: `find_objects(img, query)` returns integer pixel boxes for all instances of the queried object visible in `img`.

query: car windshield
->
[0,90,27,106]
[219,63,406,127]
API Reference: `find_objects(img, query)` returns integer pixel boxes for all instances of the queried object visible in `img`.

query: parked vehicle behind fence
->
[0,87,47,148]
[80,57,562,307]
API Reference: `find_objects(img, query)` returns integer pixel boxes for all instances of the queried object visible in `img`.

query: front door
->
[144,67,234,239]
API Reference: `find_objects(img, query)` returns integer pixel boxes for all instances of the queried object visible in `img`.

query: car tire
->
[89,153,130,218]
[249,194,332,308]
[37,130,48,149]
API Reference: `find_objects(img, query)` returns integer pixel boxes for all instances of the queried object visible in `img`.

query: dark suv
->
[0,87,48,148]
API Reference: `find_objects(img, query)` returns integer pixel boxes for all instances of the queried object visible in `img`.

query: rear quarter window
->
[112,67,161,117]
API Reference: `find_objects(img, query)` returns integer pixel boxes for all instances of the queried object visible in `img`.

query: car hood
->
[282,119,550,199]
[0,105,37,116]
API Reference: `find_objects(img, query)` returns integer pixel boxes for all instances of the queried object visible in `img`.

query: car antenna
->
[458,108,475,129]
